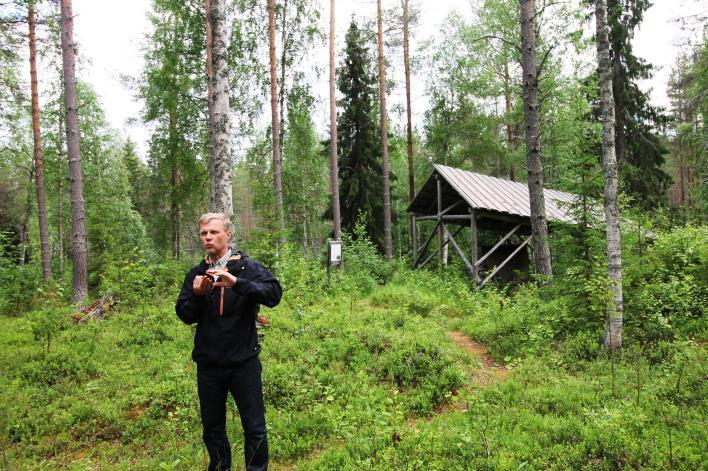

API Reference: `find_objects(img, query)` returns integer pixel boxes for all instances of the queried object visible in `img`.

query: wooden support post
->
[417,213,470,222]
[436,175,443,268]
[470,207,479,282]
[479,236,531,288]
[444,224,475,276]
[411,214,418,267]
[475,224,522,269]
[413,220,441,268]
[419,225,463,269]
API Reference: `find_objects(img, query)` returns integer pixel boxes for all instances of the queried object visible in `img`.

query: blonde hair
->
[198,213,233,234]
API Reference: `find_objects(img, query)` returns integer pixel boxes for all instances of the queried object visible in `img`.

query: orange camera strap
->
[208,253,242,317]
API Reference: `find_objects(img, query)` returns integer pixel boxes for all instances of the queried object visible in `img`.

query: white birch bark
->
[209,0,233,219]
[596,0,624,349]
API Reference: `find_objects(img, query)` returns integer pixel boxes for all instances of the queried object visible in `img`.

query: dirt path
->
[446,331,509,387]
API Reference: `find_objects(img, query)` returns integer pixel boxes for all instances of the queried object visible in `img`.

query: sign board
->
[327,239,342,266]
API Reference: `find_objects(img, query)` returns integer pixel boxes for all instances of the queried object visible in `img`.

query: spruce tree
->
[336,21,385,248]
[607,0,671,210]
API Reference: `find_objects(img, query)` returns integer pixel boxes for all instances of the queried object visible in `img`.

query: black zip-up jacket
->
[175,251,282,366]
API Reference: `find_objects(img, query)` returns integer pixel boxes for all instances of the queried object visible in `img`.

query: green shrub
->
[21,350,98,387]
[0,233,41,316]
[624,226,708,344]
[375,341,462,414]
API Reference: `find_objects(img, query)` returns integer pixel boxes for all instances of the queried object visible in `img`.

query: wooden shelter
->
[408,164,577,287]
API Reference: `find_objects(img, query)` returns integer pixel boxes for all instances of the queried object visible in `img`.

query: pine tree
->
[519,0,552,278]
[328,0,341,240]
[268,0,285,248]
[59,0,88,302]
[28,0,52,280]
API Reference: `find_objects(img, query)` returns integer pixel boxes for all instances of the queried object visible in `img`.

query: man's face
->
[199,219,231,259]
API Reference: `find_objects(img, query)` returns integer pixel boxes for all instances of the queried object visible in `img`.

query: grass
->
[0,268,705,470]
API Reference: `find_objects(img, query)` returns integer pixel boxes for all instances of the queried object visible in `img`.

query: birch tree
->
[205,0,216,207]
[519,0,552,277]
[208,0,233,218]
[376,0,393,261]
[28,0,52,280]
[595,0,623,349]
[59,0,88,302]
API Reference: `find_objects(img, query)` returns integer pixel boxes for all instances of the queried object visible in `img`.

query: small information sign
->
[328,239,342,266]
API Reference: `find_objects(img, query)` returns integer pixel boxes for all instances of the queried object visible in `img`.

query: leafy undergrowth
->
[0,227,705,469]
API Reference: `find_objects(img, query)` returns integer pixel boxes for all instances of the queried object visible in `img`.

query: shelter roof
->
[408,164,577,224]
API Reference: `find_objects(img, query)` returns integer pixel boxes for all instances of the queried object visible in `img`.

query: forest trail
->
[446,331,509,388]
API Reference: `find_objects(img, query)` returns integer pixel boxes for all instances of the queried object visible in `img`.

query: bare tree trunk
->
[29,1,52,280]
[60,0,88,303]
[402,0,416,253]
[504,60,517,181]
[329,0,341,240]
[519,0,552,278]
[268,0,285,248]
[279,0,288,158]
[57,112,65,275]
[302,211,308,259]
[205,0,217,207]
[596,0,623,350]
[20,168,34,266]
[377,0,393,261]
[169,106,181,258]
[209,0,233,219]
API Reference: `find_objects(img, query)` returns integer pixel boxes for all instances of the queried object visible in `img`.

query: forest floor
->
[1,274,704,470]
[446,330,509,388]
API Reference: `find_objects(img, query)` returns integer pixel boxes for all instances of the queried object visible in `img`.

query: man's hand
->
[207,269,237,288]
[193,275,212,295]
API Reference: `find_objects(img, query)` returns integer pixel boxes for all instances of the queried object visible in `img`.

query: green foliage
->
[30,307,67,353]
[607,0,672,210]
[0,232,42,316]
[623,226,708,344]
[0,247,705,469]
[334,20,387,249]
[375,341,462,414]
[340,218,392,291]
[141,0,209,257]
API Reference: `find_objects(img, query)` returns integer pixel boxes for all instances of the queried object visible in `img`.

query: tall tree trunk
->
[329,0,341,240]
[504,60,517,181]
[402,0,414,203]
[19,168,34,266]
[29,1,52,280]
[57,112,65,275]
[60,0,88,303]
[279,0,288,159]
[169,105,181,258]
[596,0,623,350]
[377,0,393,261]
[519,0,552,278]
[209,0,233,219]
[268,0,285,248]
[205,0,217,208]
[402,0,415,253]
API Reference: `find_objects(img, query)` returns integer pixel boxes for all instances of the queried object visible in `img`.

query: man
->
[176,213,282,471]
